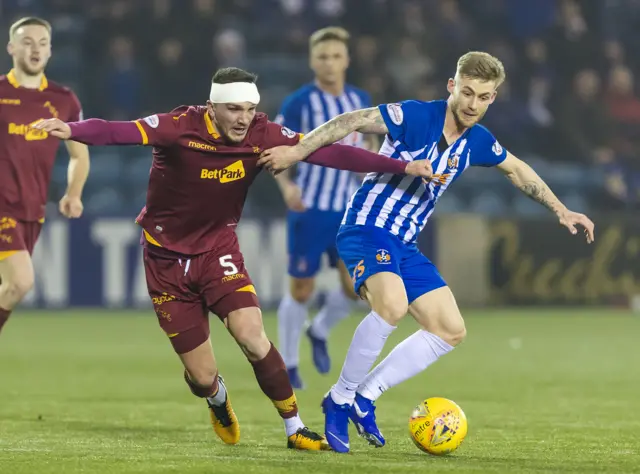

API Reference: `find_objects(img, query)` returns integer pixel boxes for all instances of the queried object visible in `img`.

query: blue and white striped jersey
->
[342,100,507,243]
[275,83,372,212]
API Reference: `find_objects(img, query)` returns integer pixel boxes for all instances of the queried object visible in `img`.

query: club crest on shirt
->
[43,101,58,118]
[375,249,392,264]
[447,155,459,170]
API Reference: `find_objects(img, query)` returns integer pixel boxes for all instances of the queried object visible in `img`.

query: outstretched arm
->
[498,152,565,214]
[257,108,391,172]
[280,143,432,178]
[32,113,181,147]
[32,118,146,145]
[35,118,146,145]
[296,107,388,159]
[497,152,595,243]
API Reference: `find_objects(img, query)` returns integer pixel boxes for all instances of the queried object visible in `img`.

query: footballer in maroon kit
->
[35,67,432,450]
[0,17,90,335]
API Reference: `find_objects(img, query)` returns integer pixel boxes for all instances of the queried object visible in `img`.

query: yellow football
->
[408,397,468,455]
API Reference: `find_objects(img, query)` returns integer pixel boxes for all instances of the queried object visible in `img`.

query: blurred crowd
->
[1,0,640,214]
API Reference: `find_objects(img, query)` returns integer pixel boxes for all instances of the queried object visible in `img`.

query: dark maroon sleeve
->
[68,113,183,147]
[68,119,143,146]
[305,144,408,174]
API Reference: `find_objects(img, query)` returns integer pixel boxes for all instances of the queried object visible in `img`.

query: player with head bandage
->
[33,67,433,450]
[258,52,596,453]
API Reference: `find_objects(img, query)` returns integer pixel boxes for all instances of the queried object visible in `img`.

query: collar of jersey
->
[203,110,220,139]
[6,69,48,91]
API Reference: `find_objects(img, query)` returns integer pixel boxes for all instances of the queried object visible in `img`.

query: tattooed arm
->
[257,107,391,171]
[497,152,595,243]
[295,107,388,160]
[497,152,565,214]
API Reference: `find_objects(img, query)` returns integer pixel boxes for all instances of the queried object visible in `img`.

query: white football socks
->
[206,376,228,407]
[309,288,353,340]
[331,311,396,405]
[284,414,305,437]
[358,330,454,401]
[277,293,309,368]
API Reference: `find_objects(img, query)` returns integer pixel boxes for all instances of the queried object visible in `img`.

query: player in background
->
[34,67,432,450]
[274,27,377,389]
[0,17,89,335]
[258,52,596,452]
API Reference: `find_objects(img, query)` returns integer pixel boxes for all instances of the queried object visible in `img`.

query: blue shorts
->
[287,210,343,278]
[336,224,446,303]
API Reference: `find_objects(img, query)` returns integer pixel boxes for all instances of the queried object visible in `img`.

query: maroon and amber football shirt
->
[133,106,302,256]
[0,69,82,222]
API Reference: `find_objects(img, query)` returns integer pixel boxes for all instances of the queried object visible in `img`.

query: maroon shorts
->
[143,233,260,345]
[0,215,42,260]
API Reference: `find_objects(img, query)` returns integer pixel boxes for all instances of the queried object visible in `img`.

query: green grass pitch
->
[1,309,639,473]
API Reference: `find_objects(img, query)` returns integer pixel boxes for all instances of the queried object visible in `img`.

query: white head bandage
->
[209,82,260,105]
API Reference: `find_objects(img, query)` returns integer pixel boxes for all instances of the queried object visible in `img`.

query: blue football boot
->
[350,393,385,447]
[321,391,351,453]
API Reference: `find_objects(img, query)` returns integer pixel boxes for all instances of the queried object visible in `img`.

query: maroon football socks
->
[250,343,299,419]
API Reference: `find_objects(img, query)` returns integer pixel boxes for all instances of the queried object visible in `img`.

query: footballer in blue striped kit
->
[259,50,595,453]
[273,27,376,389]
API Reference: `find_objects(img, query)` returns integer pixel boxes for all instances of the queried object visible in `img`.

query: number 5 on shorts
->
[219,254,238,276]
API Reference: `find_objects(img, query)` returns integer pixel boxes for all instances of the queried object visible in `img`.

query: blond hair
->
[456,51,506,87]
[9,16,52,40]
[309,26,350,50]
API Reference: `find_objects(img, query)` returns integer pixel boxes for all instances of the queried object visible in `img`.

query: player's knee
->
[445,322,467,347]
[290,278,314,304]
[431,317,466,347]
[233,320,270,361]
[1,275,34,307]
[369,292,408,325]
[186,365,217,388]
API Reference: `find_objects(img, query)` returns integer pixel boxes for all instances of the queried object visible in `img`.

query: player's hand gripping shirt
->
[342,100,507,243]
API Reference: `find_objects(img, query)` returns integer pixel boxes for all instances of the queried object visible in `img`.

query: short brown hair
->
[309,26,350,50]
[9,17,52,40]
[456,51,506,87]
[212,67,257,84]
